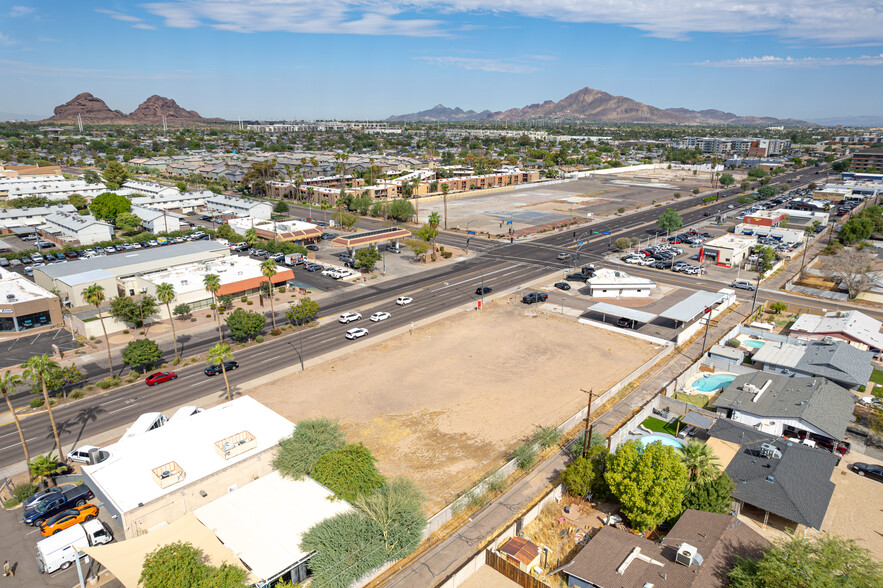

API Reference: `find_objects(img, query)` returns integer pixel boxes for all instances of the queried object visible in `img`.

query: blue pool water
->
[639,434,685,450]
[694,373,737,392]
[743,340,765,349]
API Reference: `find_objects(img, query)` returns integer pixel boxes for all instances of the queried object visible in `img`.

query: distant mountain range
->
[45,92,223,124]
[808,115,883,127]
[388,86,812,126]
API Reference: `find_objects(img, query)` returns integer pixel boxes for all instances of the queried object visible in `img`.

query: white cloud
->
[140,1,883,45]
[132,23,157,30]
[0,59,199,80]
[0,33,17,45]
[695,54,883,68]
[10,6,34,18]
[415,56,539,73]
[95,8,143,23]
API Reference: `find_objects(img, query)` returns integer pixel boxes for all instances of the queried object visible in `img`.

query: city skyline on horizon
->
[1,1,882,123]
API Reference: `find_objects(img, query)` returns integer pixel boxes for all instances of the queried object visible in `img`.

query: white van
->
[36,519,113,574]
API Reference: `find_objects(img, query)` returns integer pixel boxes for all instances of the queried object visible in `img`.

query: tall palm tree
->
[0,372,30,471]
[22,354,62,455]
[260,259,278,330]
[678,439,720,490]
[156,282,178,362]
[82,284,113,379]
[203,273,223,342]
[207,343,235,401]
[428,211,441,254]
[244,228,260,248]
[441,183,450,230]
[306,187,315,206]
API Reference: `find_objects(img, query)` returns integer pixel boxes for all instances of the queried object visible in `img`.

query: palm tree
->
[678,439,720,490]
[28,453,67,487]
[428,211,441,253]
[82,284,114,379]
[441,183,450,230]
[207,343,235,401]
[260,259,278,330]
[0,372,30,471]
[244,228,260,248]
[306,187,315,206]
[22,354,63,455]
[203,273,223,342]
[156,282,178,362]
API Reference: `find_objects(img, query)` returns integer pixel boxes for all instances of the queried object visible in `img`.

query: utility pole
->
[581,388,596,456]
[700,307,712,359]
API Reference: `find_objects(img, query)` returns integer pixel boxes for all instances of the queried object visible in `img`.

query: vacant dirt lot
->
[249,302,661,512]
[817,451,883,559]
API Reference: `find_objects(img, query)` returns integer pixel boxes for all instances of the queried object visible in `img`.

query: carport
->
[331,226,411,254]
[588,302,657,329]
[659,290,728,328]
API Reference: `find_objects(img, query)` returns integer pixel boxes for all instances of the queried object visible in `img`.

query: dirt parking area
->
[248,303,662,512]
[816,451,883,558]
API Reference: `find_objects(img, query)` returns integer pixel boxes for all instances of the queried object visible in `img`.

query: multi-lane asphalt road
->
[0,163,841,470]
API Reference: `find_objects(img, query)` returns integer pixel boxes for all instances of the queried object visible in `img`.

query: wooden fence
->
[485,550,549,588]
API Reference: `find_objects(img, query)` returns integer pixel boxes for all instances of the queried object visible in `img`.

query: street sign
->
[601,231,611,235]
[506,221,512,225]
[592,231,600,234]
[577,241,584,246]
[466,231,475,235]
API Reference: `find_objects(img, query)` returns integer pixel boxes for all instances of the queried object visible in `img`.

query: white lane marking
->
[108,404,138,415]
[259,357,275,364]
[99,397,128,406]
[429,266,511,292]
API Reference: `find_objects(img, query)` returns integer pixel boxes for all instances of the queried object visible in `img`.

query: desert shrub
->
[241,296,248,302]
[69,388,85,399]
[442,251,453,259]
[13,483,37,503]
[512,442,537,470]
[725,338,741,348]
[255,334,264,343]
[277,286,286,293]
[532,425,562,449]
[30,398,44,408]
[246,301,253,306]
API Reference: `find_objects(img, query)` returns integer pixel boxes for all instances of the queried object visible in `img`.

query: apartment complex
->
[851,148,883,171]
[675,137,790,156]
[42,211,114,245]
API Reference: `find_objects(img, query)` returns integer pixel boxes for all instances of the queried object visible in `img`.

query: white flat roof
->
[82,396,294,514]
[587,268,656,288]
[660,290,728,323]
[142,255,275,294]
[0,267,57,303]
[703,234,756,250]
[194,471,354,581]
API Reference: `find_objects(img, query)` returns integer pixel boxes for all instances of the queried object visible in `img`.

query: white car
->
[638,257,656,266]
[321,267,338,276]
[338,312,362,324]
[345,327,368,340]
[370,311,391,322]
[67,445,101,464]
[333,269,353,279]
[396,296,413,306]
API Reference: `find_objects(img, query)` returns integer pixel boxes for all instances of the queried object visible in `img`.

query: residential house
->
[42,211,113,245]
[750,339,873,389]
[789,310,883,356]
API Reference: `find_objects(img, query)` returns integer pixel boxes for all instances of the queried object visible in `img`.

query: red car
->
[145,372,177,386]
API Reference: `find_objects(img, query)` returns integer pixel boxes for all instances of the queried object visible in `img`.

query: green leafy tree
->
[224,308,266,341]
[286,297,320,325]
[28,453,68,487]
[22,354,63,454]
[719,173,735,187]
[769,301,787,314]
[207,343,235,401]
[273,417,346,479]
[173,303,191,317]
[83,284,114,379]
[0,373,29,470]
[757,185,779,199]
[140,541,247,588]
[89,192,131,221]
[354,246,382,270]
[274,200,289,214]
[563,443,610,499]
[174,180,188,193]
[406,237,430,259]
[109,295,157,328]
[156,283,179,361]
[683,472,734,514]
[83,170,100,184]
[729,534,882,588]
[260,259,278,330]
[740,180,751,191]
[604,439,687,531]
[203,274,223,342]
[747,167,768,179]
[102,161,131,190]
[121,338,163,372]
[354,477,427,559]
[656,208,684,233]
[68,193,88,210]
[388,199,416,222]
[312,443,386,503]
[301,511,387,588]
[333,209,358,229]
[615,237,632,251]
[116,211,142,233]
[562,456,596,499]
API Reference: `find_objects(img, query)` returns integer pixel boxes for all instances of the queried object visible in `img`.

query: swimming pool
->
[743,340,765,349]
[639,434,684,450]
[693,373,737,392]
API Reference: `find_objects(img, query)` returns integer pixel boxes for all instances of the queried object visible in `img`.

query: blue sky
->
[1,1,882,121]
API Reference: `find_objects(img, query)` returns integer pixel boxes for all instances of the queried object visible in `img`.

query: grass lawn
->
[870,369,883,386]
[673,392,710,409]
[641,416,682,436]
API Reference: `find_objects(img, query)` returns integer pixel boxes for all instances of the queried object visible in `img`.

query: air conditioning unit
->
[760,443,782,459]
[675,543,703,567]
[822,336,836,345]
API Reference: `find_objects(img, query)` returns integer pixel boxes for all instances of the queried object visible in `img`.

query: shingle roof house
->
[790,310,883,353]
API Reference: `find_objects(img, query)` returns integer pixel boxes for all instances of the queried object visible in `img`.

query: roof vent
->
[760,443,782,459]
[675,543,703,567]
[823,336,836,345]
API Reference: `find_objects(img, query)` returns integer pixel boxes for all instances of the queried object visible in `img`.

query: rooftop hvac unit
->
[675,543,703,567]
[760,443,782,459]
[822,336,836,345]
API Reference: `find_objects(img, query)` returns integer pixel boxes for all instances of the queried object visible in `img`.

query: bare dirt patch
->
[817,451,883,559]
[248,302,661,512]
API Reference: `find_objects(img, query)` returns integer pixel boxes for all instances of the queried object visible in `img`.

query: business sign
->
[466,231,475,235]
[506,221,513,225]
[601,231,611,235]
[577,241,585,246]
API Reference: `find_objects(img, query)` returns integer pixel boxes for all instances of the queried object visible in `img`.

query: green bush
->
[123,329,130,334]
[725,338,741,348]
[617,207,626,214]
[191,317,197,322]
[205,314,212,318]
[512,442,537,470]
[69,388,85,399]
[532,425,562,449]
[241,296,248,302]
[13,482,37,503]
[439,245,445,252]
[246,301,253,306]
[255,334,264,343]
[30,397,44,408]
[277,286,286,293]
[442,251,453,259]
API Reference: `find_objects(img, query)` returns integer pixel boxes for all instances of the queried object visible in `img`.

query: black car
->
[522,292,548,304]
[852,462,883,482]
[554,282,571,290]
[565,273,588,282]
[306,244,320,251]
[617,317,635,329]
[304,263,323,272]
[652,260,673,269]
[475,286,492,295]
[204,361,239,376]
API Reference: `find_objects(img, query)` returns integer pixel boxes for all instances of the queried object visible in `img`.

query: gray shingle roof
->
[708,420,837,529]
[714,372,856,440]
[795,340,874,389]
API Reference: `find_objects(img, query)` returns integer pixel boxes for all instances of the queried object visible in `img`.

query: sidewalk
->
[380,304,746,587]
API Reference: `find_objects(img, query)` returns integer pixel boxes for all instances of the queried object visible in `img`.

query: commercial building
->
[81,396,295,540]
[748,139,790,157]
[33,240,229,308]
[742,210,785,227]
[226,217,321,244]
[42,211,114,245]
[0,203,76,230]
[0,266,63,332]
[789,310,883,355]
[585,268,656,298]
[130,205,182,234]
[851,148,883,171]
[699,234,755,268]
[206,195,273,220]
[734,224,804,244]
[813,186,851,202]
[713,372,856,442]
[771,208,829,227]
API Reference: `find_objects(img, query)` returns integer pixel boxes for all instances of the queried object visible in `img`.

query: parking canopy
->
[588,302,656,324]
[659,291,728,325]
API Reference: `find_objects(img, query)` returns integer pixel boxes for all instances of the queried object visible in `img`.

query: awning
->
[588,302,656,324]
[82,512,253,588]
[681,411,717,430]
[659,291,728,324]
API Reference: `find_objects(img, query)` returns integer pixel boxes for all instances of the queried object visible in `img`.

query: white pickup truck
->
[36,519,113,574]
